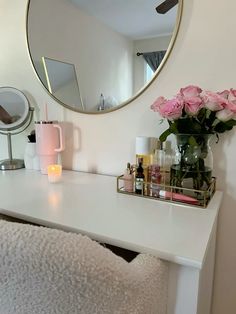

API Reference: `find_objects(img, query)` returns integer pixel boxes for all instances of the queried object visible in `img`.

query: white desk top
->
[0,169,222,269]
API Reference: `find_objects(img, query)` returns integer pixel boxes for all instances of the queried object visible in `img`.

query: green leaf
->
[159,128,172,142]
[196,108,206,122]
[175,118,202,134]
[214,121,233,133]
[206,109,212,119]
[169,121,178,134]
[225,119,236,128]
[188,136,197,146]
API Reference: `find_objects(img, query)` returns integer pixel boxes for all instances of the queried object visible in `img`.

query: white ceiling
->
[70,0,178,40]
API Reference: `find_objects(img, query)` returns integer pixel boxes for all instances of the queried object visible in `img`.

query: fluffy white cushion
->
[0,220,168,314]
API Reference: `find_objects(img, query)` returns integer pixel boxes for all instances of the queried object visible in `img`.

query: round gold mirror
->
[27,0,183,113]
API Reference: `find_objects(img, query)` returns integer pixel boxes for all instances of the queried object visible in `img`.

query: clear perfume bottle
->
[123,162,134,192]
[159,141,173,185]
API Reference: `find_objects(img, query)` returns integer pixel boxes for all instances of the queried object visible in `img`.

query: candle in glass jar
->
[47,164,62,183]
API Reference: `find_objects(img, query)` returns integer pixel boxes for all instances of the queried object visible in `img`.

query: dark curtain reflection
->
[142,51,166,72]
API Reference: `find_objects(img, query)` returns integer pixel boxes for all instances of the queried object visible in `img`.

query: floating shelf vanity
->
[0,169,222,314]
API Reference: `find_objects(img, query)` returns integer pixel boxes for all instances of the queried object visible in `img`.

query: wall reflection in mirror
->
[27,0,182,113]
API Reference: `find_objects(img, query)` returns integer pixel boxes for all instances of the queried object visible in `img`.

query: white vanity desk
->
[0,169,222,314]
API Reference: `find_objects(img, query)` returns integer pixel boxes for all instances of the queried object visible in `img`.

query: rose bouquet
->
[151,85,236,191]
[151,85,236,142]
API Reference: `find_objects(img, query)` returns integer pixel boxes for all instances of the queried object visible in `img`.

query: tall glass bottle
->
[135,136,151,180]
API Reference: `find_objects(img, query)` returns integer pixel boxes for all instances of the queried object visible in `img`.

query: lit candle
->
[47,164,62,183]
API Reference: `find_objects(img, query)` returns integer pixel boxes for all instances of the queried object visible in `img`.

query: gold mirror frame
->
[26,0,183,114]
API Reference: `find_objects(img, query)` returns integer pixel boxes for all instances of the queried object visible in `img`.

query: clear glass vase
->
[170,134,213,190]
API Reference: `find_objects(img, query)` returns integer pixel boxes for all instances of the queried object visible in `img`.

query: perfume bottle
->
[148,164,162,197]
[135,136,151,179]
[135,158,145,194]
[97,93,105,111]
[160,141,173,185]
[123,162,134,192]
[148,140,162,196]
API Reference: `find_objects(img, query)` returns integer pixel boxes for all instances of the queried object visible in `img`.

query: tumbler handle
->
[53,124,64,152]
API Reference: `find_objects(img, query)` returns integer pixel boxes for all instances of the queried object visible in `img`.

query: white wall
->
[28,0,134,110]
[0,0,236,313]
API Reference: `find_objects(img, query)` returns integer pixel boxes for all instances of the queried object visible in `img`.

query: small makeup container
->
[123,162,134,192]
[135,136,151,164]
[47,164,62,183]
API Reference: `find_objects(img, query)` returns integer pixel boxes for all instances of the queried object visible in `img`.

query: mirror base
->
[0,159,25,170]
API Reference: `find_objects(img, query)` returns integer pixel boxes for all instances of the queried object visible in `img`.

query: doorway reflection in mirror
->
[42,57,84,110]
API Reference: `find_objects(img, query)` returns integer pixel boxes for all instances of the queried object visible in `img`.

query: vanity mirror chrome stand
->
[0,87,34,170]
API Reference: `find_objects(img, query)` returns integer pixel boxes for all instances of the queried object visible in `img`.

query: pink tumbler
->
[35,121,65,174]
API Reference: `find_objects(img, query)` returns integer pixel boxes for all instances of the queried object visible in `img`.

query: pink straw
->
[44,103,48,121]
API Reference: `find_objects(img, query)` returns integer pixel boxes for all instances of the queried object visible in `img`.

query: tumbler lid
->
[35,120,57,124]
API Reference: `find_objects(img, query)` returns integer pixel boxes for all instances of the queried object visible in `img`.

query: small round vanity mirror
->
[0,87,33,170]
[27,0,183,113]
[0,87,30,131]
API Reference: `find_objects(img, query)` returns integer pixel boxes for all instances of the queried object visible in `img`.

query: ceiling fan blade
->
[156,0,178,14]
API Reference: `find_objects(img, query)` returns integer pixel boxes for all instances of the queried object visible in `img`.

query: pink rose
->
[179,85,202,98]
[158,98,183,120]
[219,90,230,99]
[184,96,203,116]
[228,89,236,105]
[178,85,203,116]
[225,102,236,113]
[216,109,235,122]
[150,96,167,112]
[202,91,226,111]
